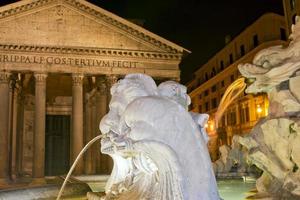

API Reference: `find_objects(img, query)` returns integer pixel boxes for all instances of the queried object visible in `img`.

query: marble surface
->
[98,74,220,199]
[238,16,300,199]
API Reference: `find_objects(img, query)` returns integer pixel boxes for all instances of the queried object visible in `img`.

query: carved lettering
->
[0,54,139,68]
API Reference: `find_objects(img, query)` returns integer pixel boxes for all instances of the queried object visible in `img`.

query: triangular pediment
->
[0,0,189,54]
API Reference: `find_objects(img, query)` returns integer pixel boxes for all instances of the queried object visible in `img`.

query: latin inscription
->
[0,54,138,68]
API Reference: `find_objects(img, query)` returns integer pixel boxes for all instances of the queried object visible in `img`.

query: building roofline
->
[188,40,287,97]
[193,12,284,76]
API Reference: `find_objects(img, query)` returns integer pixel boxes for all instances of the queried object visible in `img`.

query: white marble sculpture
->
[98,74,219,200]
[238,16,300,199]
[212,135,248,175]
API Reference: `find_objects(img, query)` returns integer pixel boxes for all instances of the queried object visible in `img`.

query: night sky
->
[1,0,283,83]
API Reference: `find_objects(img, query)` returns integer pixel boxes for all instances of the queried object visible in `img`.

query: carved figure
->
[98,74,219,200]
[238,16,300,199]
[212,135,248,176]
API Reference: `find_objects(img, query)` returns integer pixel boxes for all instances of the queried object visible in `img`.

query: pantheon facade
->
[0,0,188,185]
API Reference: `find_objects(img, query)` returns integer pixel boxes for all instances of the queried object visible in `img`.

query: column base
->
[0,178,9,188]
[30,178,46,186]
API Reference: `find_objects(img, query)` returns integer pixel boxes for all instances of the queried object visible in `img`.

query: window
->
[240,107,245,124]
[240,45,245,56]
[211,98,218,109]
[199,105,202,113]
[229,54,233,64]
[211,67,216,77]
[198,94,202,99]
[220,60,224,70]
[204,89,209,96]
[240,105,250,124]
[221,116,225,127]
[245,107,250,122]
[230,74,235,83]
[211,85,217,92]
[205,73,209,81]
[205,102,210,111]
[221,80,225,87]
[227,110,236,125]
[280,28,287,41]
[253,34,259,47]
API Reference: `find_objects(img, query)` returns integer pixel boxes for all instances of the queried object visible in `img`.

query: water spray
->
[215,77,246,128]
[56,134,104,200]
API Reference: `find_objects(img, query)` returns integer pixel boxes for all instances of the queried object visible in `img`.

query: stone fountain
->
[92,73,220,200]
[237,17,300,199]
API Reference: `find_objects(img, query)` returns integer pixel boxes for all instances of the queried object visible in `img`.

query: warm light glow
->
[209,124,214,131]
[214,78,247,128]
[204,123,208,128]
[256,106,262,113]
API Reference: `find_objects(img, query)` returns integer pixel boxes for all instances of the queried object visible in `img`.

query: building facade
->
[0,0,189,186]
[187,13,288,161]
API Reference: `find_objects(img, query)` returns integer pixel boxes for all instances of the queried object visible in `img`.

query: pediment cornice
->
[0,0,190,55]
[0,43,182,61]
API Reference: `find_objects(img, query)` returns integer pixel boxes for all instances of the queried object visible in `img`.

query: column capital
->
[34,73,47,83]
[72,74,84,86]
[96,76,107,95]
[106,75,118,85]
[0,71,11,84]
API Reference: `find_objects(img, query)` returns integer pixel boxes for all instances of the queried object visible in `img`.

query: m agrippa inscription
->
[0,54,139,68]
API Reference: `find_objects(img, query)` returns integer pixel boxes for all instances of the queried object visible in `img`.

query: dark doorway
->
[45,115,70,176]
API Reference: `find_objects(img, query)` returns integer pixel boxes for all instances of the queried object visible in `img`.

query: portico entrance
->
[45,115,70,176]
[0,0,187,185]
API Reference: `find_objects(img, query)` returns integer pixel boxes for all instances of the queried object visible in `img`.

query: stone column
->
[95,77,109,174]
[32,73,47,183]
[106,75,118,103]
[84,92,94,175]
[72,74,84,175]
[105,75,118,173]
[10,78,19,180]
[0,71,11,185]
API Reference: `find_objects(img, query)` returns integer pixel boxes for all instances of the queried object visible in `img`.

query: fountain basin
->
[217,178,256,200]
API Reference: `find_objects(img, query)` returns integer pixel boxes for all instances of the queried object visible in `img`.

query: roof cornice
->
[0,43,182,61]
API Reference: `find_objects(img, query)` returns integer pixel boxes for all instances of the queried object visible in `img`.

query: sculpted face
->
[98,73,220,199]
[99,75,156,156]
